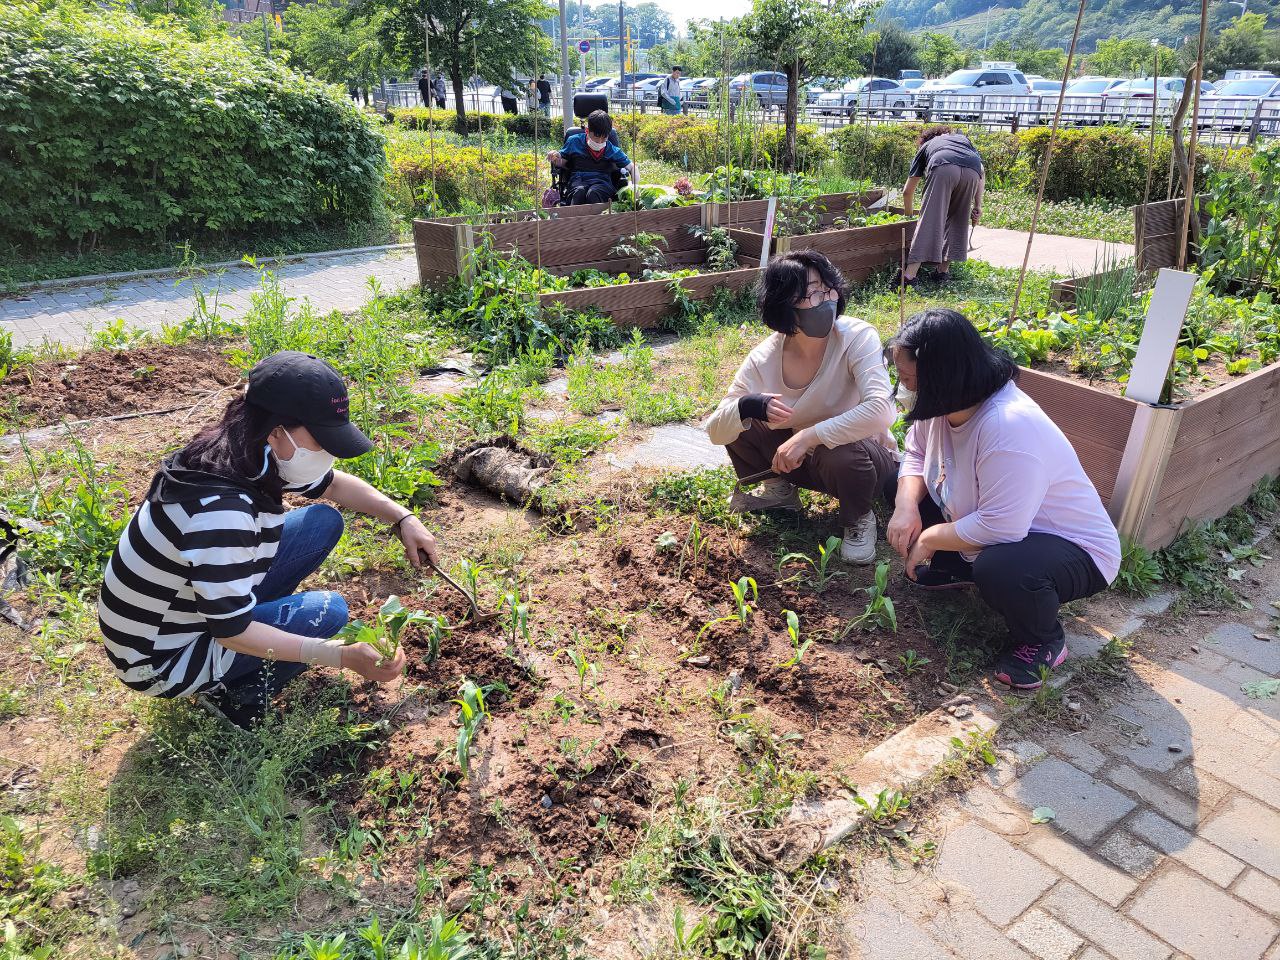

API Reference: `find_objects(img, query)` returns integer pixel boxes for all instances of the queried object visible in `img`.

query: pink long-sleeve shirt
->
[900,381,1121,582]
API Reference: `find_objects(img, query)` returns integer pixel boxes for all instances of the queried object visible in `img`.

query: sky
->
[650,0,753,32]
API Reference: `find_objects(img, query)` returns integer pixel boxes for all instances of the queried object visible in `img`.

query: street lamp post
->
[558,0,573,128]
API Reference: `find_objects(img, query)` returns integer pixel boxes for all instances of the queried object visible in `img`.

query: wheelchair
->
[546,94,630,207]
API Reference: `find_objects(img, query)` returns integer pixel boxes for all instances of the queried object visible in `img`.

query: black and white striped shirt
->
[97,459,330,697]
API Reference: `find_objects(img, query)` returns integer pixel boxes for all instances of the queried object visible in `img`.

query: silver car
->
[815,77,913,116]
[1199,76,1280,132]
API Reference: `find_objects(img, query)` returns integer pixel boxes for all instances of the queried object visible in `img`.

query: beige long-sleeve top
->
[704,316,898,452]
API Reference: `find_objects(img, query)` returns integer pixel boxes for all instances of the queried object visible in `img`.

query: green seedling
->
[677,518,707,579]
[655,530,679,552]
[693,576,759,651]
[848,561,898,633]
[453,557,486,601]
[556,638,598,696]
[424,616,450,664]
[453,679,505,779]
[898,649,931,676]
[778,609,812,668]
[501,590,530,646]
[338,595,431,664]
[778,535,845,591]
[855,788,910,823]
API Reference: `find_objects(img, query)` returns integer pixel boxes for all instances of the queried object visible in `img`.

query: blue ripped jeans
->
[217,504,349,701]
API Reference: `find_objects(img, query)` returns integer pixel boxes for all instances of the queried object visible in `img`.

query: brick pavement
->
[0,248,419,349]
[840,601,1280,960]
[0,229,1131,351]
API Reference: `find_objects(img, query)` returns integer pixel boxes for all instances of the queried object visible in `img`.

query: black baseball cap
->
[246,351,373,459]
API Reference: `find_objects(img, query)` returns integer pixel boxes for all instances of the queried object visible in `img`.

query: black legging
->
[569,181,614,205]
[885,472,1107,650]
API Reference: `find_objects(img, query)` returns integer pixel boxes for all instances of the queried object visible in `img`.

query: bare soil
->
[1,344,242,426]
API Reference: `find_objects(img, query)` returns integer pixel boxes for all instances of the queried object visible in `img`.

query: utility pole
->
[558,0,573,128]
[262,0,272,55]
[578,0,587,82]
[618,0,626,97]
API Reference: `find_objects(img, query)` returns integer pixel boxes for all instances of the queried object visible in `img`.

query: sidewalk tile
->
[959,784,1029,836]
[1041,881,1172,960]
[1107,763,1202,829]
[1236,870,1280,918]
[935,822,1057,926]
[1046,734,1107,774]
[1129,809,1245,887]
[1099,831,1163,879]
[1006,908,1082,960]
[925,911,1034,960]
[843,896,953,960]
[1206,623,1280,674]
[1007,759,1136,845]
[1201,796,1280,879]
[1024,830,1138,906]
[1129,867,1278,960]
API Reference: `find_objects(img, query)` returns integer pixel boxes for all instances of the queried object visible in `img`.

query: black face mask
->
[793,299,836,338]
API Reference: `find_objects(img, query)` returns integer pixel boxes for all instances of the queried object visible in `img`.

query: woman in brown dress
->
[901,126,985,286]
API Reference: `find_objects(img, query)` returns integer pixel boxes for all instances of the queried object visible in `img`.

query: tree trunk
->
[1169,80,1199,252]
[784,60,799,173]
[452,66,467,131]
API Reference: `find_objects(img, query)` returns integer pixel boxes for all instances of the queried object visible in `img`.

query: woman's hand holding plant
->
[886,504,922,559]
[341,643,407,682]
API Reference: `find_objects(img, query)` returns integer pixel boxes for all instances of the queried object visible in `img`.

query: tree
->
[1205,12,1268,79]
[275,0,403,94]
[628,2,676,47]
[739,0,874,171]
[916,32,965,77]
[1087,36,1179,77]
[868,20,919,78]
[353,0,553,126]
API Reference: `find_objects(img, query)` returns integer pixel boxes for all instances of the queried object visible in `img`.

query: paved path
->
[841,592,1280,960]
[0,229,1132,350]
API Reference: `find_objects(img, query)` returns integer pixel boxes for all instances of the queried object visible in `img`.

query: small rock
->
[1189,645,1201,654]
[945,694,974,708]
[1254,633,1275,642]
[726,670,743,694]
[444,888,472,913]
[1196,609,1215,616]
[540,794,553,809]
[1168,743,1184,754]
[937,681,959,694]
[951,705,973,719]
[119,880,140,896]
[590,797,604,812]
[686,655,711,667]
[1067,701,1082,713]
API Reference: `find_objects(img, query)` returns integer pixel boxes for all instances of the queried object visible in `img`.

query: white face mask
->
[897,386,917,413]
[273,428,336,486]
[586,137,606,151]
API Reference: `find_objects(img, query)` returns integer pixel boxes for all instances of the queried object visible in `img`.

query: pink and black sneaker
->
[994,636,1069,689]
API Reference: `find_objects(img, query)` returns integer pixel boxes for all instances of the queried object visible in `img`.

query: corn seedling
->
[453,679,499,780]
[452,557,486,601]
[337,595,431,664]
[848,562,898,633]
[555,638,598,696]
[898,649,931,676]
[778,609,812,669]
[501,590,531,646]
[777,535,845,591]
[729,576,758,625]
[424,616,450,664]
[677,518,707,579]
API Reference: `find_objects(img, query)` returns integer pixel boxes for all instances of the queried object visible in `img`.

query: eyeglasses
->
[799,285,833,306]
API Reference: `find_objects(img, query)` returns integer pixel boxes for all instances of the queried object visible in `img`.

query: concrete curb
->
[4,243,415,295]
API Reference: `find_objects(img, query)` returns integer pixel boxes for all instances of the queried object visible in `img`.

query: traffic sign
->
[577,39,591,54]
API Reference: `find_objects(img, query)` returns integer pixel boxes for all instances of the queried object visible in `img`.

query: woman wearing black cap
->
[97,351,440,727]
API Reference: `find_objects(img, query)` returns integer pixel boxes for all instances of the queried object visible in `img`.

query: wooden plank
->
[1170,359,1280,446]
[1159,393,1280,502]
[413,220,460,249]
[729,229,764,260]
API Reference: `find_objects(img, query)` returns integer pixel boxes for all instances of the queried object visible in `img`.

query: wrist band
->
[299,636,345,669]
[391,512,413,531]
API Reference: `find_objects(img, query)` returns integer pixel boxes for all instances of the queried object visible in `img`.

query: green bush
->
[386,106,553,140]
[831,123,1253,205]
[384,129,541,216]
[613,114,830,172]
[0,2,386,248]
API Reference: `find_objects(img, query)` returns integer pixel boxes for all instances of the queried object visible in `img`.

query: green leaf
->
[1031,806,1056,824]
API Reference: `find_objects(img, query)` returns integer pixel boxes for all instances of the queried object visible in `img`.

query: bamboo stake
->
[1178,0,1210,271]
[1007,0,1087,325]
[1139,41,1159,267]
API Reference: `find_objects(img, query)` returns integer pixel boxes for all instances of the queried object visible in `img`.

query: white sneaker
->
[841,512,877,564]
[729,478,802,513]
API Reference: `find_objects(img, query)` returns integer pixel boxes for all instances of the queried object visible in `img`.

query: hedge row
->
[386,107,831,172]
[384,132,541,217]
[1,3,385,248]
[831,124,1254,206]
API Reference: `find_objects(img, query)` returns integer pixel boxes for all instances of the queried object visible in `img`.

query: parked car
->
[637,76,665,104]
[917,64,1031,98]
[899,69,924,81]
[1102,76,1214,124]
[681,76,718,107]
[806,77,845,104]
[901,78,926,92]
[727,71,797,107]
[1030,79,1063,95]
[1045,75,1125,123]
[815,77,913,116]
[1199,76,1280,131]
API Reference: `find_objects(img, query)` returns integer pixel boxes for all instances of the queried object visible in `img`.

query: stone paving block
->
[842,896,953,960]
[1103,705,1191,773]
[935,822,1058,926]
[1129,809,1245,887]
[959,784,1029,836]
[1045,734,1107,774]
[925,910,1034,960]
[1193,744,1280,803]
[1006,758,1136,845]
[1169,763,1233,808]
[1065,628,1110,660]
[1006,908,1082,960]
[1098,831,1163,879]
[1106,763,1202,830]
[1206,623,1280,674]
[1040,881,1172,960]
[1236,869,1280,918]
[1024,829,1138,906]
[1128,867,1278,960]
[1201,796,1280,879]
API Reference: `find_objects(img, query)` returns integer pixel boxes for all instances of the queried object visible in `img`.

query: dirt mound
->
[2,345,241,426]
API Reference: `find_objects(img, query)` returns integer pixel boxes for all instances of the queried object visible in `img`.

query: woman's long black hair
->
[178,394,300,501]
[887,308,1017,422]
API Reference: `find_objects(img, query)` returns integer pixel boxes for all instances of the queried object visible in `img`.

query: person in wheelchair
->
[547,110,637,205]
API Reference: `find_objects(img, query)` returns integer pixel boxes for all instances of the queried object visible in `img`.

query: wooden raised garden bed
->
[537,266,760,330]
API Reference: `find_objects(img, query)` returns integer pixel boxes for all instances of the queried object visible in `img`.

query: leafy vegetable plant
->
[338,596,431,664]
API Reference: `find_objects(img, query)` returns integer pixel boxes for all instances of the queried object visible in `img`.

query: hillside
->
[879,0,1278,50]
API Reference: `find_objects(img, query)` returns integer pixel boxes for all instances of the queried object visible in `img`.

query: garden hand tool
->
[734,468,779,493]
[418,550,500,629]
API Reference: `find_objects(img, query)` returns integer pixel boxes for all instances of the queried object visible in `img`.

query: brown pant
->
[908,162,981,267]
[726,420,896,527]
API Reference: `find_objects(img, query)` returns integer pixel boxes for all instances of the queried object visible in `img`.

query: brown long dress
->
[908,162,982,267]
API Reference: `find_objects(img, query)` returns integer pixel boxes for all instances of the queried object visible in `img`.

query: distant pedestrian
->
[418,71,432,106]
[537,74,553,117]
[657,65,683,115]
[433,73,446,109]
[900,126,985,286]
[498,82,519,115]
